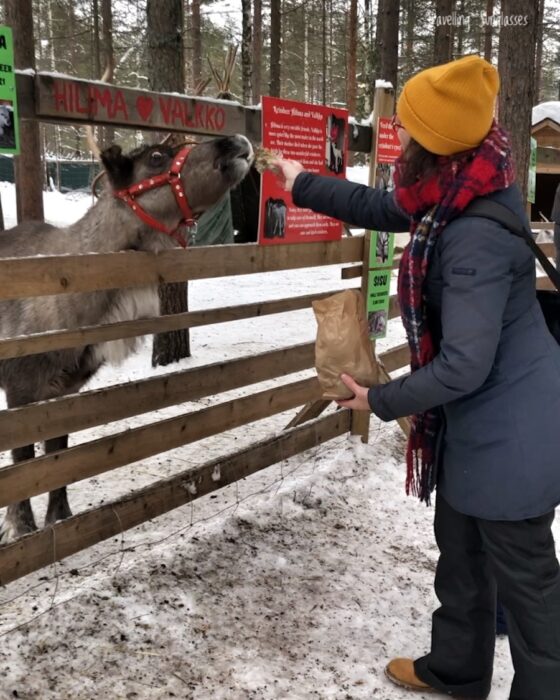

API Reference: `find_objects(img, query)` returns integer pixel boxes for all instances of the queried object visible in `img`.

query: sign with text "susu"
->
[0,27,19,154]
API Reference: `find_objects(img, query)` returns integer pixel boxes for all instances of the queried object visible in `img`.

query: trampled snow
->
[0,178,546,699]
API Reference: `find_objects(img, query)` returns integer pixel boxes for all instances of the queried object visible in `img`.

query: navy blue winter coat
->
[293,172,560,521]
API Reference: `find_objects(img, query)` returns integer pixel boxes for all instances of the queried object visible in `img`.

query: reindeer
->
[0,133,254,542]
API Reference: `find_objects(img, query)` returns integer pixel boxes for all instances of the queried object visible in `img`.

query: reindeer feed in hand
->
[254,147,282,174]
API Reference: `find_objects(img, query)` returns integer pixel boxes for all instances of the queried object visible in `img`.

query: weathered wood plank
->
[0,376,322,507]
[0,410,351,585]
[285,400,332,429]
[0,342,316,453]
[539,242,555,257]
[351,230,375,443]
[34,73,246,136]
[341,265,363,280]
[18,72,374,153]
[0,288,355,360]
[0,238,364,300]
[537,276,555,290]
[378,342,410,373]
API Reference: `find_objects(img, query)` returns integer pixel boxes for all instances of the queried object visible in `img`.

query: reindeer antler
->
[208,44,239,99]
[193,77,211,96]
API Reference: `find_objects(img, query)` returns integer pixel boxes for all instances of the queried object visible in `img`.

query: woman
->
[275,56,560,700]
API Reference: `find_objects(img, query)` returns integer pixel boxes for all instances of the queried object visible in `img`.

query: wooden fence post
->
[351,83,395,443]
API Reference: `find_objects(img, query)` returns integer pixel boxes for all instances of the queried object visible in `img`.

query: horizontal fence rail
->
[0,238,363,301]
[0,288,357,361]
[0,375,322,508]
[0,410,351,586]
[0,342,317,452]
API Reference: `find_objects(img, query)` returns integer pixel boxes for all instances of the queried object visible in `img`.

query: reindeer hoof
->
[45,504,73,525]
[0,518,38,545]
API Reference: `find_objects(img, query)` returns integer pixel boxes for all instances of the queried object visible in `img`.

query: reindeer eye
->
[150,151,164,166]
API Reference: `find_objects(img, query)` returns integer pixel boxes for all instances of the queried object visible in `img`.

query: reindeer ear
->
[101,145,134,189]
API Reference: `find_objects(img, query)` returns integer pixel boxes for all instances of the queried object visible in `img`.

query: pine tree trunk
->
[379,1,399,90]
[5,0,44,223]
[270,0,281,96]
[498,0,539,202]
[434,0,455,65]
[191,0,202,85]
[347,0,358,115]
[484,0,494,61]
[534,0,545,103]
[405,0,415,77]
[455,0,464,55]
[146,0,191,367]
[253,0,262,103]
[241,0,253,104]
[374,0,385,81]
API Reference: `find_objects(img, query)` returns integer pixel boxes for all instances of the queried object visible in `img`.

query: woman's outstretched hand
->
[271,158,305,192]
[335,373,371,411]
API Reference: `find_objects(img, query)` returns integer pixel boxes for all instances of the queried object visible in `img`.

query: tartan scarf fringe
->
[394,122,515,505]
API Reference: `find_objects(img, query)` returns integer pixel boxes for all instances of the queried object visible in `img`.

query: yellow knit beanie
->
[397,55,499,156]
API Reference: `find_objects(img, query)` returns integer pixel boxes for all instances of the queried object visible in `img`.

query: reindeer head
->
[100,135,253,244]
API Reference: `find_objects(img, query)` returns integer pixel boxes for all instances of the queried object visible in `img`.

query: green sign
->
[0,27,18,155]
[366,231,395,340]
[528,136,537,205]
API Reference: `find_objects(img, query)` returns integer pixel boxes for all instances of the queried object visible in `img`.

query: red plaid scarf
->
[393,121,515,504]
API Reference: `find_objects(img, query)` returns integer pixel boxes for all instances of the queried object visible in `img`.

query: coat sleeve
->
[292,172,411,232]
[367,217,515,420]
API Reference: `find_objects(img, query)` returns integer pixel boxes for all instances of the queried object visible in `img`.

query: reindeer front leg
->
[0,444,38,543]
[45,436,72,525]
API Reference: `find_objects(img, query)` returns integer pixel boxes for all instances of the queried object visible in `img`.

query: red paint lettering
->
[53,80,70,112]
[159,96,172,125]
[205,106,216,130]
[75,84,89,115]
[171,98,184,126]
[112,90,129,120]
[194,103,204,128]
[91,86,111,117]
[182,102,194,128]
[214,108,225,131]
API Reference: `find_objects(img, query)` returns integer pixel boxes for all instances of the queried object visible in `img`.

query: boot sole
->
[384,665,485,699]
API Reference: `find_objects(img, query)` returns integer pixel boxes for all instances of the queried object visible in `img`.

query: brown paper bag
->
[312,289,377,400]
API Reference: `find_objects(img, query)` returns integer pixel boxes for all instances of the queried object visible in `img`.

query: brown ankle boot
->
[385,658,436,693]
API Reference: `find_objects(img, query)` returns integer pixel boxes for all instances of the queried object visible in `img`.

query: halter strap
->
[113,145,197,248]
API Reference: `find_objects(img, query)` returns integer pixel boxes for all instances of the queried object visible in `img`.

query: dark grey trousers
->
[414,493,560,700]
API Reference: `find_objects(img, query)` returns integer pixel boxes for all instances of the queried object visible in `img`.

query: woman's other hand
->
[335,373,371,411]
[272,158,305,192]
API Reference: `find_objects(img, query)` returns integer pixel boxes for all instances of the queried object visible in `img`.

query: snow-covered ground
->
[0,179,547,699]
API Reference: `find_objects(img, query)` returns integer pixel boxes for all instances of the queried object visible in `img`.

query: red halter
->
[113,146,197,248]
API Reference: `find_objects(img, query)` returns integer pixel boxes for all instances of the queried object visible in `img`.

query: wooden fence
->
[0,72,555,587]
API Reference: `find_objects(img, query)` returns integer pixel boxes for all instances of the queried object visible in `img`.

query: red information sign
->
[376,117,401,164]
[258,96,348,245]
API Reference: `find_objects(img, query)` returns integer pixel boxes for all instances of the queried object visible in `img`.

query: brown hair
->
[397,138,441,187]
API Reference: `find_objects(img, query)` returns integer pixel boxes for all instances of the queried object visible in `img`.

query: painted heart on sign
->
[136,95,154,121]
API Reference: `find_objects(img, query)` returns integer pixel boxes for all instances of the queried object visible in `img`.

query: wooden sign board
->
[34,73,246,137]
[15,71,374,149]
